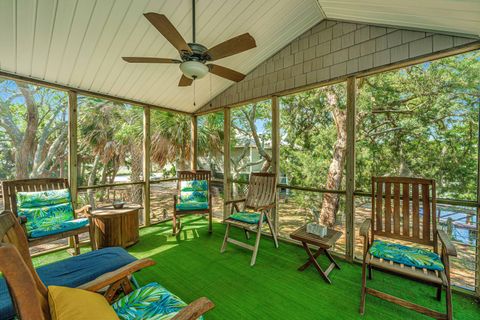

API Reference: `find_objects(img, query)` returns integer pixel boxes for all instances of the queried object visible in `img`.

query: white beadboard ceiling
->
[0,1,478,113]
[317,0,480,38]
[0,0,322,113]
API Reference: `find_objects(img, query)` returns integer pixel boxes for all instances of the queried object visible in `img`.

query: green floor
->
[33,216,480,320]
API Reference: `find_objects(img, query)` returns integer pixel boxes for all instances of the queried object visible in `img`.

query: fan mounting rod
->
[192,0,196,43]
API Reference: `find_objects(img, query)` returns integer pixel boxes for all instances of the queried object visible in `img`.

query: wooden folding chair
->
[221,172,279,266]
[359,177,457,320]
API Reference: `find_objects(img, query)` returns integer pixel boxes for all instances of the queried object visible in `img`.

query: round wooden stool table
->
[90,204,142,249]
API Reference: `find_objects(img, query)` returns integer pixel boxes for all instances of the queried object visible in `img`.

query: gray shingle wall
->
[198,20,477,113]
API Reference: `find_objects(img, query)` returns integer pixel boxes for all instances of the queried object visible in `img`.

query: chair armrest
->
[225,198,246,205]
[256,203,276,211]
[437,230,457,257]
[78,258,156,292]
[360,219,371,237]
[75,205,91,216]
[171,297,215,320]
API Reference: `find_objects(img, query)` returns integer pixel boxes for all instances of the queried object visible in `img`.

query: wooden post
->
[143,107,151,226]
[476,110,480,297]
[68,91,78,210]
[191,115,198,170]
[223,108,231,220]
[271,96,280,235]
[345,76,356,262]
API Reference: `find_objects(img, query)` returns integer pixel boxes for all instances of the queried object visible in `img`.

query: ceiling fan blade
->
[205,33,256,61]
[208,64,245,82]
[122,57,181,63]
[179,75,193,87]
[144,12,192,53]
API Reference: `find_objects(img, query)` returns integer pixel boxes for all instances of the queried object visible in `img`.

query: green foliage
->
[280,83,347,189]
[356,51,479,200]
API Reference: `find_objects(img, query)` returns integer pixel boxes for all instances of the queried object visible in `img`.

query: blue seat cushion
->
[229,211,266,224]
[0,247,137,320]
[113,282,204,320]
[29,217,89,238]
[176,202,209,211]
[369,240,444,271]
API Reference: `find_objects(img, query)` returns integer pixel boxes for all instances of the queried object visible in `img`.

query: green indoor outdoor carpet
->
[33,216,480,320]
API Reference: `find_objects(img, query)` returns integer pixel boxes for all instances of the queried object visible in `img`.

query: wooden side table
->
[290,225,342,284]
[90,204,141,249]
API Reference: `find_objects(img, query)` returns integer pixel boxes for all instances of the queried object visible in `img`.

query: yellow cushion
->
[48,285,119,320]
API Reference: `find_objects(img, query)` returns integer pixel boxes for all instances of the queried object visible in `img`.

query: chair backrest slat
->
[393,182,401,234]
[384,182,392,234]
[422,184,431,241]
[371,177,436,249]
[244,173,276,210]
[412,183,420,238]
[402,183,409,236]
[2,178,70,217]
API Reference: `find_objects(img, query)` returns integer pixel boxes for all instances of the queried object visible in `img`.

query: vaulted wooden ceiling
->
[0,0,478,113]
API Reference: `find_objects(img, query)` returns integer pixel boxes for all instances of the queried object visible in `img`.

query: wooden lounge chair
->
[1,178,94,255]
[221,172,279,266]
[360,177,457,320]
[0,210,214,320]
[173,170,212,235]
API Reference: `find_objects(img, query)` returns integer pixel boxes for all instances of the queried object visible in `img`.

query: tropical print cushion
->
[229,211,266,224]
[369,240,444,271]
[29,218,89,238]
[178,180,209,211]
[17,189,71,208]
[112,282,204,320]
[176,202,209,211]
[16,189,80,238]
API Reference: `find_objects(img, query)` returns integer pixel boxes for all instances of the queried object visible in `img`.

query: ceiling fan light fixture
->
[180,61,209,79]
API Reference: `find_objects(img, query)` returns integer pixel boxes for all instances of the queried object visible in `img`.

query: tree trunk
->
[15,84,39,179]
[320,92,347,227]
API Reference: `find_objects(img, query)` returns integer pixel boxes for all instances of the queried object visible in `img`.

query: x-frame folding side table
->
[290,225,342,284]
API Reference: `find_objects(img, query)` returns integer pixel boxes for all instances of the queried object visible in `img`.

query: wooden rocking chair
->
[360,177,457,320]
[221,172,279,266]
[1,178,93,255]
[173,170,213,235]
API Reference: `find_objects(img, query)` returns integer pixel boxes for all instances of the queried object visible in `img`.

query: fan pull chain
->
[209,74,213,107]
[193,79,196,107]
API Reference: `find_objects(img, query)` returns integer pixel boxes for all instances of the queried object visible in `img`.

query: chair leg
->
[244,229,250,240]
[88,221,97,250]
[368,265,372,280]
[73,235,80,255]
[220,223,231,253]
[359,262,367,315]
[265,215,278,248]
[436,285,442,301]
[208,210,212,233]
[172,213,177,235]
[446,283,453,320]
[250,224,263,266]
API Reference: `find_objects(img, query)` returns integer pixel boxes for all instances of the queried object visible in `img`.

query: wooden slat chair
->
[0,210,214,320]
[360,177,457,320]
[173,170,213,235]
[1,178,93,255]
[221,172,279,266]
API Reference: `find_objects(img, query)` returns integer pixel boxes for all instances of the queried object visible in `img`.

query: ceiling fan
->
[122,0,256,87]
